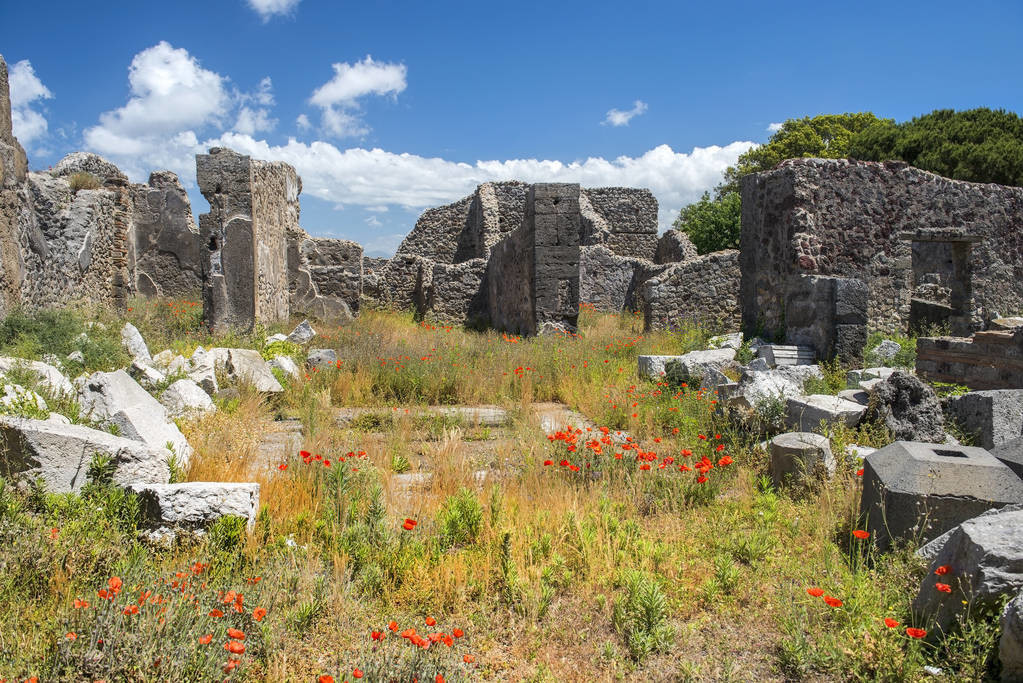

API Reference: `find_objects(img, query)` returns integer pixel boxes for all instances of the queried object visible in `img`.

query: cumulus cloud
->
[603,100,648,127]
[8,60,53,146]
[246,0,300,21]
[206,132,753,229]
[308,56,406,138]
[767,122,783,132]
[233,77,276,135]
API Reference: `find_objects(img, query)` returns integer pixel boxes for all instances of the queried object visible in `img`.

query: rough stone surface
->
[642,250,741,331]
[288,231,360,321]
[875,340,902,362]
[911,507,1023,640]
[0,415,171,492]
[946,390,1023,450]
[120,322,151,361]
[207,348,283,393]
[269,354,300,380]
[994,438,1023,480]
[306,348,338,370]
[198,147,292,332]
[1002,591,1023,682]
[159,379,216,419]
[187,348,218,395]
[740,158,1023,339]
[785,394,867,432]
[128,358,165,388]
[917,329,1023,390]
[769,432,834,487]
[758,345,817,367]
[838,389,870,405]
[654,229,699,264]
[129,481,259,533]
[580,245,665,313]
[286,319,315,345]
[865,371,946,442]
[79,370,193,466]
[0,357,74,396]
[784,275,868,364]
[860,441,1023,551]
[488,183,581,336]
[51,152,127,184]
[731,365,823,409]
[130,171,201,298]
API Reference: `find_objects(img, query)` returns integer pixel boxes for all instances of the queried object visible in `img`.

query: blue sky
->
[2,0,1021,256]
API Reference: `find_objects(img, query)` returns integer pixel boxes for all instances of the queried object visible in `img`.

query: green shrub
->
[438,487,484,549]
[612,570,675,661]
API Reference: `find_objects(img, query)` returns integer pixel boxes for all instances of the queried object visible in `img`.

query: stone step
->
[758,345,816,368]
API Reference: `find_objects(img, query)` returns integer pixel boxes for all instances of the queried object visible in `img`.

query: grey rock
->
[758,344,816,368]
[187,349,218,395]
[785,394,867,432]
[991,317,1023,331]
[732,365,824,409]
[78,370,193,467]
[838,389,870,405]
[1002,591,1023,682]
[128,358,165,389]
[268,355,300,381]
[912,507,1023,640]
[770,432,834,487]
[66,350,85,365]
[0,416,170,493]
[994,438,1023,480]
[917,504,1023,564]
[860,441,1023,551]
[946,390,1023,450]
[207,348,283,393]
[0,384,47,414]
[264,333,288,345]
[159,379,215,419]
[663,347,736,387]
[0,357,75,396]
[129,481,259,534]
[874,340,902,362]
[637,355,679,380]
[51,151,127,183]
[120,323,151,362]
[859,378,884,392]
[307,348,338,370]
[286,319,316,345]
[746,357,769,372]
[710,332,743,350]
[865,371,946,442]
[847,367,897,384]
[845,444,877,460]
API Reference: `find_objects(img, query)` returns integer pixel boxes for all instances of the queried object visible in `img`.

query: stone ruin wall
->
[250,160,295,325]
[642,250,741,332]
[740,158,1023,339]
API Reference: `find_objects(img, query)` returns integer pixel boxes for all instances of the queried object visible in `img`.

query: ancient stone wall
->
[250,161,294,325]
[917,329,1023,390]
[425,258,488,326]
[654,229,699,264]
[642,250,741,332]
[581,188,658,260]
[580,245,667,313]
[487,183,581,336]
[0,54,29,317]
[287,229,360,320]
[740,158,1023,339]
[129,171,201,298]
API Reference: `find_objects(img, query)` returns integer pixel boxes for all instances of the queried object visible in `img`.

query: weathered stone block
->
[1002,590,1023,682]
[769,432,834,487]
[758,345,816,368]
[945,389,1023,450]
[0,415,171,493]
[785,394,866,432]
[129,481,259,533]
[159,379,215,419]
[994,438,1023,479]
[860,441,1023,551]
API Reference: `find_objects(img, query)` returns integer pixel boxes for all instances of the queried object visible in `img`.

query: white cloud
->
[603,100,648,127]
[83,42,229,170]
[363,232,408,257]
[233,77,276,134]
[206,133,754,230]
[246,0,300,21]
[767,122,783,132]
[296,113,311,131]
[8,60,53,146]
[365,215,382,227]
[308,56,407,138]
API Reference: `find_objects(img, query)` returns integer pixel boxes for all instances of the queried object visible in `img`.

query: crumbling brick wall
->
[740,158,1023,339]
[642,250,741,331]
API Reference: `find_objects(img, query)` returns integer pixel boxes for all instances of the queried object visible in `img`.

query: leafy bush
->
[612,570,674,661]
[438,488,484,549]
[672,191,741,254]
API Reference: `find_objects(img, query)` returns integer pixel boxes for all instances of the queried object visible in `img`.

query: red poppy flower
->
[300,450,311,458]
[224,640,245,654]
[452,628,464,638]
[696,475,708,483]
[806,587,824,597]
[856,468,864,476]
[199,634,212,645]
[227,628,245,640]
[543,460,553,466]
[935,582,952,593]
[884,618,900,628]
[253,607,267,621]
[352,669,363,679]
[108,576,122,594]
[464,654,475,663]
[823,595,843,607]
[278,463,288,471]
[65,632,77,641]
[934,565,951,575]
[371,630,383,641]
[388,620,399,632]
[436,676,444,683]
[209,609,224,618]
[425,616,436,626]
[403,518,417,531]
[73,598,89,609]
[906,627,927,639]
[852,530,870,539]
[319,676,334,683]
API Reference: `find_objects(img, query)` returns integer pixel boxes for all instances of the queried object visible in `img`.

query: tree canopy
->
[716,112,888,196]
[672,191,741,254]
[848,108,1023,186]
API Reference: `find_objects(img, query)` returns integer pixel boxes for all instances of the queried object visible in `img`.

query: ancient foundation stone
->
[917,329,1023,390]
[198,148,292,332]
[129,481,259,534]
[769,432,834,488]
[785,394,866,432]
[946,390,1023,450]
[860,441,1023,551]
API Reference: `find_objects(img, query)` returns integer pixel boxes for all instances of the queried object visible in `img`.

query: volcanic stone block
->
[1003,591,1023,682]
[911,507,1023,640]
[784,275,868,364]
[487,183,581,336]
[994,438,1023,479]
[197,148,292,332]
[859,441,1023,551]
[945,389,1023,450]
[769,432,834,487]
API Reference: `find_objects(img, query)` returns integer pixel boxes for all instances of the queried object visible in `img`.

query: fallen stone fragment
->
[994,437,1023,479]
[160,379,216,419]
[838,388,869,405]
[785,394,866,432]
[128,358,166,389]
[206,348,283,393]
[0,357,75,396]
[769,431,834,487]
[946,389,1023,450]
[286,319,316,345]
[79,370,193,467]
[307,348,338,370]
[0,416,171,493]
[731,365,823,409]
[129,481,260,534]
[758,344,816,368]
[865,371,945,443]
[873,340,902,362]
[1001,590,1023,682]
[269,355,300,381]
[120,323,151,362]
